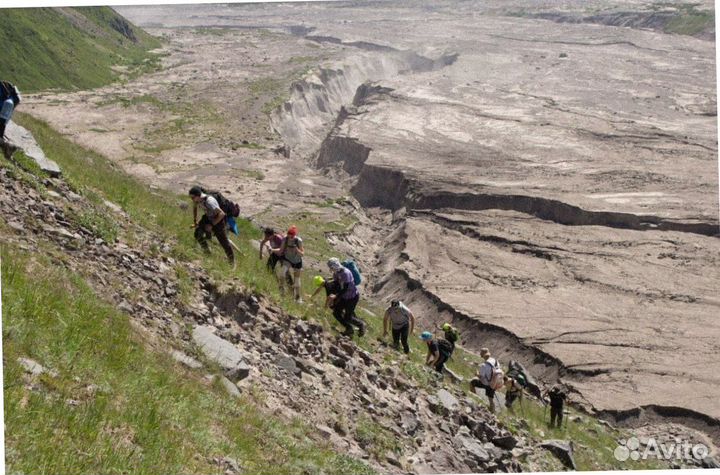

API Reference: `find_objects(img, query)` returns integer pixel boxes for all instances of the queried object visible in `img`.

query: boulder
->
[455,433,491,464]
[437,389,460,413]
[492,434,518,450]
[192,325,250,381]
[540,440,577,470]
[274,355,301,376]
[5,123,62,176]
[400,411,420,436]
[315,424,335,440]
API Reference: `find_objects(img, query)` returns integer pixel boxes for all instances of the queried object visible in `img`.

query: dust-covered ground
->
[24,0,719,447]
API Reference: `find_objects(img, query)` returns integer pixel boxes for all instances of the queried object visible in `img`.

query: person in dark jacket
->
[327,257,366,337]
[189,186,234,267]
[420,331,452,373]
[543,385,568,428]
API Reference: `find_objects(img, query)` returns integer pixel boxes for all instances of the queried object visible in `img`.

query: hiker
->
[441,322,459,350]
[0,81,20,141]
[259,227,284,271]
[470,348,503,413]
[278,225,304,302]
[420,331,453,373]
[543,385,568,428]
[383,300,415,354]
[503,375,524,414]
[189,186,235,267]
[309,275,339,309]
[327,257,366,337]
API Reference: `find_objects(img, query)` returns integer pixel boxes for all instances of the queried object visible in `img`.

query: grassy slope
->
[2,113,373,474]
[8,112,670,472]
[0,7,161,92]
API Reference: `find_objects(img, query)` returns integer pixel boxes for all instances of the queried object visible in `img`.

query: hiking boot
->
[358,322,366,337]
[342,327,354,337]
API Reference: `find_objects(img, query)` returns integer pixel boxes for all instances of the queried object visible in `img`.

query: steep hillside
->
[1,113,695,473]
[0,7,161,92]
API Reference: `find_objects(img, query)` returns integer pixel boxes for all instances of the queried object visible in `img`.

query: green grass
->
[1,247,373,475]
[354,415,401,459]
[664,8,713,36]
[0,7,161,92]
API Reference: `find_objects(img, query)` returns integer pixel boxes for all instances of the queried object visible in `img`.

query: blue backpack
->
[342,259,362,285]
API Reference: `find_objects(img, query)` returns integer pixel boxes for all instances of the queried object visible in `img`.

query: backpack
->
[507,359,542,399]
[203,188,240,217]
[0,81,20,105]
[485,359,505,390]
[506,360,528,388]
[437,338,454,356]
[444,327,459,344]
[341,259,362,285]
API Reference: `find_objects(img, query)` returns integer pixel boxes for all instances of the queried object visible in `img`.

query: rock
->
[5,123,62,176]
[540,440,577,470]
[170,350,203,369]
[218,456,242,474]
[400,411,420,435]
[43,225,77,240]
[17,357,51,376]
[192,325,250,381]
[293,356,325,375]
[118,301,134,313]
[226,362,251,382]
[103,200,124,215]
[315,424,334,440]
[455,433,491,464]
[492,434,518,450]
[385,452,403,468]
[427,395,444,415]
[702,456,720,469]
[275,355,301,376]
[219,376,241,398]
[437,389,460,413]
[7,221,24,233]
[443,366,464,384]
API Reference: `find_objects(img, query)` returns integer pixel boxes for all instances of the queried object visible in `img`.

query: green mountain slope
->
[0,6,161,92]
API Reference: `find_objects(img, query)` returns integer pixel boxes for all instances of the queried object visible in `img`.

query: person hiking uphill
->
[420,331,453,373]
[503,375,525,414]
[327,257,366,337]
[543,384,568,428]
[470,348,503,413]
[259,227,284,271]
[189,186,235,268]
[309,275,339,309]
[440,322,459,351]
[383,300,415,354]
[278,225,304,302]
